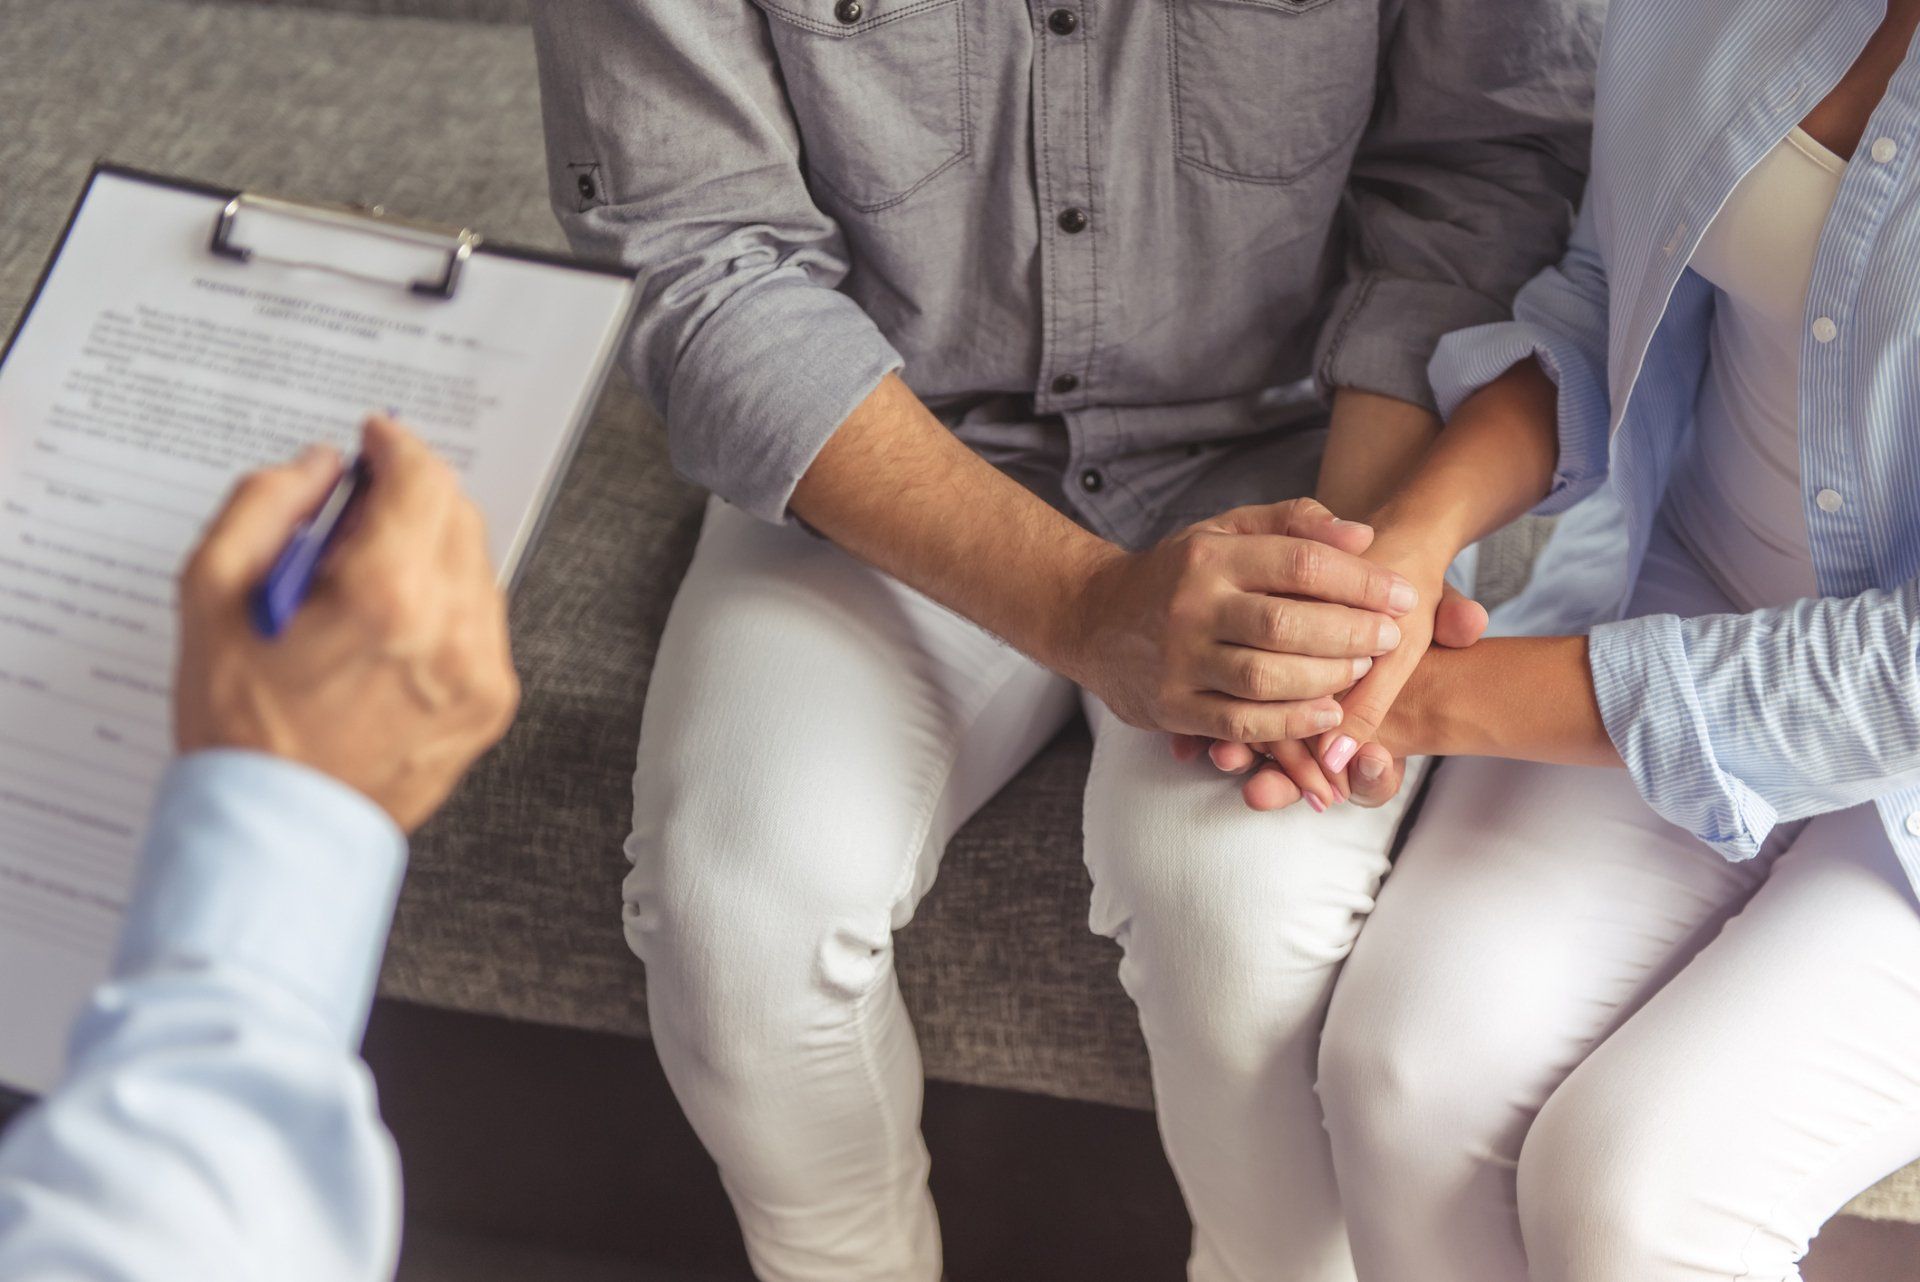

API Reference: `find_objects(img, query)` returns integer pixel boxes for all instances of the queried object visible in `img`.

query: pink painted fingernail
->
[1305,793,1328,814]
[1323,735,1358,773]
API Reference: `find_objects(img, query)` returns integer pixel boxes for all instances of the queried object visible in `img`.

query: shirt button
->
[1047,7,1079,35]
[1816,488,1844,513]
[1058,206,1090,234]
[1812,316,1839,344]
[1079,468,1104,493]
[1050,372,1080,395]
[576,174,597,202]
[1906,811,1920,838]
[834,0,862,23]
[1873,136,1899,164]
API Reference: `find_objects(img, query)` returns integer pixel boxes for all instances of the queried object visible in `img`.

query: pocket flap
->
[755,0,960,37]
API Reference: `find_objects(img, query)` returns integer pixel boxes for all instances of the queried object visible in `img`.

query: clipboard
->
[0,162,641,1095]
[1,161,641,590]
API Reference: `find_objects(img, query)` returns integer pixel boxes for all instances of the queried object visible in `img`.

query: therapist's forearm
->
[1314,388,1443,521]
[0,755,404,1282]
[1394,637,1621,767]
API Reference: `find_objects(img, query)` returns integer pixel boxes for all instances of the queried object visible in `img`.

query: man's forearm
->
[1398,637,1620,767]
[789,373,1119,678]
[1314,388,1443,521]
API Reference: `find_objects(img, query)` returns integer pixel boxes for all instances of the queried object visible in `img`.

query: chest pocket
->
[754,0,971,213]
[1169,0,1378,185]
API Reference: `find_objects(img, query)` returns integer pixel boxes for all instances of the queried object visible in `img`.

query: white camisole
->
[1663,126,1846,612]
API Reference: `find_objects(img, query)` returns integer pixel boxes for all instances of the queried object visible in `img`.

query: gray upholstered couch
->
[3,0,1914,1224]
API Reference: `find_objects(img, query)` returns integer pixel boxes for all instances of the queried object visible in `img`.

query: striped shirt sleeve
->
[1590,581,1920,859]
[1429,196,1615,516]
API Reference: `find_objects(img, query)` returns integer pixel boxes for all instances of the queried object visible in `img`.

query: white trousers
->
[626,500,1412,1282]
[1320,520,1920,1282]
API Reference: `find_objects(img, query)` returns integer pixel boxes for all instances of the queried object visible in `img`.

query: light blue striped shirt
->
[0,752,405,1281]
[1431,0,1920,899]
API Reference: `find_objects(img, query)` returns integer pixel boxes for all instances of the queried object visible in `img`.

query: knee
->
[1317,986,1448,1168]
[623,769,905,1064]
[1516,1080,1689,1282]
[1317,957,1517,1188]
[1097,841,1376,1073]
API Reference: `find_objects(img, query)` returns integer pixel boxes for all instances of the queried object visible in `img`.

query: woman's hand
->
[1311,522,1463,774]
[1197,578,1485,811]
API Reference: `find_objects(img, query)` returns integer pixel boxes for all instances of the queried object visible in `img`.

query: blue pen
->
[249,453,371,639]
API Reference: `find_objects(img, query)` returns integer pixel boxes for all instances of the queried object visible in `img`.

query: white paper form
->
[0,169,635,1091]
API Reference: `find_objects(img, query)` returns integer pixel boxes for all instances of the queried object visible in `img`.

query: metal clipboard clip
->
[209,192,482,301]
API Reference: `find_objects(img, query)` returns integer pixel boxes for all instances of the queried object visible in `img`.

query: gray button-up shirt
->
[533,0,1600,548]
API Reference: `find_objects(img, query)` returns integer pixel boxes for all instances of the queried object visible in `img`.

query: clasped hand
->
[1059,498,1477,814]
[1184,519,1483,813]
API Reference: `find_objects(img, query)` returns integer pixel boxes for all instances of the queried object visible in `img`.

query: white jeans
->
[1319,520,1920,1282]
[626,499,1412,1281]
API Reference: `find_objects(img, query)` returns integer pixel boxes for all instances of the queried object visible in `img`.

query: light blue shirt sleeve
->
[0,750,408,1282]
[1589,582,1920,861]
[1428,194,1615,518]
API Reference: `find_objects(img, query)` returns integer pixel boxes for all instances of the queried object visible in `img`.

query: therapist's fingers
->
[183,444,342,601]
[422,494,516,730]
[325,415,460,637]
[340,414,458,552]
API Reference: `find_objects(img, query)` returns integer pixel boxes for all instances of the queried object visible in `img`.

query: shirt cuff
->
[1588,614,1778,860]
[1429,318,1612,517]
[1314,272,1514,414]
[114,751,407,1047]
[665,276,905,524]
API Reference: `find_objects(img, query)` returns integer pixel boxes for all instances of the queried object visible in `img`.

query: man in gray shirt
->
[532,4,1599,1278]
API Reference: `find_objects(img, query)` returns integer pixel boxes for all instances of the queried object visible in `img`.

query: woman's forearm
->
[1394,638,1621,767]
[1370,358,1562,560]
[1315,389,1443,521]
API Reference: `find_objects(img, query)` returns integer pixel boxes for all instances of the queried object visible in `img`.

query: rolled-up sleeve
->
[1588,581,1920,860]
[531,1,903,523]
[1314,0,1602,414]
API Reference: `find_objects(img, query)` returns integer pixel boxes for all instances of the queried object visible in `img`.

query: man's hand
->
[1059,499,1419,743]
[1202,580,1486,811]
[174,415,520,832]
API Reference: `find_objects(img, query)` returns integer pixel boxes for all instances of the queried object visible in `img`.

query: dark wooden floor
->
[364,1001,1191,1281]
[364,1001,1920,1282]
[4,1000,1913,1278]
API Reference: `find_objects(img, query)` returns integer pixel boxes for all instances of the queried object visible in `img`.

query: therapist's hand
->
[174,415,519,832]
